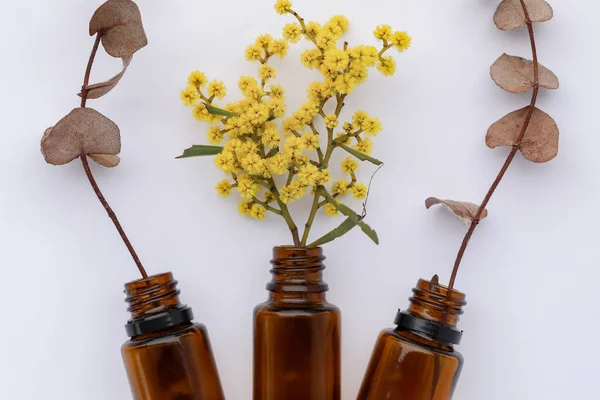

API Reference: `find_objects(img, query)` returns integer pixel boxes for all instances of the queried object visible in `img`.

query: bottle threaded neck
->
[267,246,328,294]
[124,272,193,337]
[395,277,467,346]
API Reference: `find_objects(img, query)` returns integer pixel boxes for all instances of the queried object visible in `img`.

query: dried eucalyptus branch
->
[40,0,149,278]
[427,0,559,291]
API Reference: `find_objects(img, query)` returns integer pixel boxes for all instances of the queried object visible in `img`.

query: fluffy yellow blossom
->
[237,175,259,199]
[255,34,273,48]
[324,203,339,216]
[350,46,379,68]
[305,22,321,38]
[215,150,237,173]
[352,110,369,129]
[269,40,289,59]
[259,64,277,81]
[262,122,282,148]
[301,49,322,69]
[223,138,243,153]
[266,153,290,175]
[342,122,353,133]
[188,71,207,87]
[193,103,221,123]
[316,169,331,185]
[335,73,357,94]
[274,0,292,14]
[323,48,349,71]
[207,126,224,144]
[284,136,306,157]
[251,204,267,220]
[298,164,320,186]
[207,80,226,99]
[332,180,349,195]
[329,16,349,33]
[267,99,286,118]
[354,137,373,155]
[264,191,275,202]
[283,23,303,43]
[238,76,261,98]
[269,84,285,99]
[241,152,266,176]
[238,201,252,216]
[352,183,368,200]
[374,25,393,41]
[377,56,396,76]
[280,181,306,203]
[180,86,199,106]
[215,180,233,197]
[363,117,382,136]
[301,132,320,150]
[324,114,339,129]
[341,157,358,174]
[349,65,368,83]
[307,81,334,101]
[392,31,411,52]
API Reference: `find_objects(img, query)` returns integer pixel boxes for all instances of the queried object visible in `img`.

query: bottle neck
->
[394,277,467,347]
[124,272,194,337]
[267,246,328,304]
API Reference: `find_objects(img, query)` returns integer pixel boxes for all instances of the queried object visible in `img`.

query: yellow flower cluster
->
[180,0,409,246]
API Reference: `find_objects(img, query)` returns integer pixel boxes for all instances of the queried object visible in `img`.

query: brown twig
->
[448,0,539,291]
[79,33,148,279]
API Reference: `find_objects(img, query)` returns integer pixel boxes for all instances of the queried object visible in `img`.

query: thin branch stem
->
[79,33,148,279]
[448,0,539,291]
[80,34,102,108]
[301,190,322,246]
[80,156,148,278]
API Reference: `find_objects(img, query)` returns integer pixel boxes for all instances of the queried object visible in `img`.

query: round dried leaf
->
[89,154,121,168]
[425,197,488,225]
[494,0,553,31]
[79,57,132,99]
[41,108,121,166]
[486,107,559,163]
[90,0,143,36]
[490,54,559,93]
[101,22,147,59]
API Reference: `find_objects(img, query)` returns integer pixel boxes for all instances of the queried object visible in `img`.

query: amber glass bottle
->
[254,246,341,400]
[121,272,225,400]
[357,277,466,400]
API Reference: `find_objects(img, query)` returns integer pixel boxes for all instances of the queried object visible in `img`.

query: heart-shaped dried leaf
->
[490,54,559,93]
[494,0,553,31]
[486,107,559,163]
[90,0,147,58]
[79,57,132,99]
[425,198,488,225]
[41,108,121,166]
[90,154,121,168]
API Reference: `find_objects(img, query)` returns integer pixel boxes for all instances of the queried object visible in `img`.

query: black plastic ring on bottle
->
[125,307,194,337]
[394,310,463,345]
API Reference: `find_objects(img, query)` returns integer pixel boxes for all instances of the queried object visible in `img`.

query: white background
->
[0,0,596,399]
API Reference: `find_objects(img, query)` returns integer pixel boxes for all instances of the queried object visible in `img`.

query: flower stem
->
[79,33,148,279]
[301,189,322,246]
[448,0,540,291]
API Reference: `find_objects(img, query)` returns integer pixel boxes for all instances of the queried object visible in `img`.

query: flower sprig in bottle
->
[179,0,411,248]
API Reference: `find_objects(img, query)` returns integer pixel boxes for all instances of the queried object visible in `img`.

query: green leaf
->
[204,103,239,118]
[266,147,279,157]
[308,218,358,247]
[176,145,223,159]
[340,144,383,165]
[358,221,379,244]
[320,189,359,222]
[267,114,276,122]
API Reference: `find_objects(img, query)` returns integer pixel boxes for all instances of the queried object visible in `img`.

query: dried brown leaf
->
[79,57,132,99]
[41,108,121,166]
[490,54,559,93]
[90,154,121,168]
[486,107,559,163]
[494,0,553,31]
[90,0,147,58]
[425,198,488,225]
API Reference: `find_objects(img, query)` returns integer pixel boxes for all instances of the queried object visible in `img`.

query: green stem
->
[252,197,282,215]
[267,178,300,246]
[301,188,322,246]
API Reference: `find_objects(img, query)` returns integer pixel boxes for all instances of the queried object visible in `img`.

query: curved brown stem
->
[79,33,148,278]
[448,0,539,291]
[80,155,148,278]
